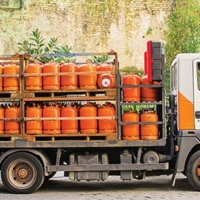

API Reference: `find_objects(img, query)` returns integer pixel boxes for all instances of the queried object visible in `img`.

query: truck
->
[0,41,199,194]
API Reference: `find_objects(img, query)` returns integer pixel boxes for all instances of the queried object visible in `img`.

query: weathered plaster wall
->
[0,0,173,68]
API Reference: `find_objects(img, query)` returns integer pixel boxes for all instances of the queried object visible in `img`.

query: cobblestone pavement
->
[0,172,199,200]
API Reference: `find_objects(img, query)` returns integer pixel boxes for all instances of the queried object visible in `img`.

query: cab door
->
[193,59,200,129]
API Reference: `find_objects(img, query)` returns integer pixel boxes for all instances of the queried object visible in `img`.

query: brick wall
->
[0,0,173,68]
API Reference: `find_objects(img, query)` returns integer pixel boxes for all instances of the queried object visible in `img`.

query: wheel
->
[1,152,45,194]
[186,150,200,190]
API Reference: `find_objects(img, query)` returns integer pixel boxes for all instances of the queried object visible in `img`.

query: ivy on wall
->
[164,0,200,93]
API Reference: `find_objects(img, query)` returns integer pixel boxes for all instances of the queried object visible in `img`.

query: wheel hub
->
[197,165,200,176]
[14,163,33,182]
[18,168,28,179]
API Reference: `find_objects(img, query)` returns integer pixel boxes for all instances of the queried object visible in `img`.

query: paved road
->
[0,172,199,200]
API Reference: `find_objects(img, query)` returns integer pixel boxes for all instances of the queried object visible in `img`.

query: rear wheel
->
[186,151,200,190]
[1,152,44,194]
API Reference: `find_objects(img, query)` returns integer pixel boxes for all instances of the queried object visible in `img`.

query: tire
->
[1,152,45,194]
[186,150,200,191]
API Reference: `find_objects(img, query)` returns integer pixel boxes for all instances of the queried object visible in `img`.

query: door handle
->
[195,111,200,119]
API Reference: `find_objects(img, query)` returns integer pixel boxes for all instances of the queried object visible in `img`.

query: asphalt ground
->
[0,172,199,200]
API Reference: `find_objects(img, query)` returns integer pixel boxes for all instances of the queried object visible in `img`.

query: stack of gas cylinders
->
[122,108,158,141]
[0,62,160,141]
[122,73,160,141]
[0,102,116,135]
[0,103,20,134]
[0,63,20,134]
[122,73,159,102]
[0,63,20,91]
[25,62,116,90]
[25,101,116,135]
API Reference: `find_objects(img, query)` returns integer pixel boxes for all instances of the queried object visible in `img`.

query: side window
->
[174,62,177,90]
[197,63,200,90]
[170,62,177,91]
[170,65,174,91]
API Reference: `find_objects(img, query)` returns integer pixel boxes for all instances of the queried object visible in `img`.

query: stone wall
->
[0,0,173,68]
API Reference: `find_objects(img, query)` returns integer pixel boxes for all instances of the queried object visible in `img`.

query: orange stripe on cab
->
[178,92,194,130]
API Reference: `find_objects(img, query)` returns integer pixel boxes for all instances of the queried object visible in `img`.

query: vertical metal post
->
[117,69,122,140]
[20,54,25,138]
[161,54,166,139]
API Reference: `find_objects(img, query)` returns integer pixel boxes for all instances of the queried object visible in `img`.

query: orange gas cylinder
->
[61,63,78,90]
[43,62,60,90]
[98,102,116,133]
[43,104,60,134]
[5,105,20,134]
[26,104,42,134]
[0,106,4,134]
[140,109,158,140]
[141,75,158,101]
[123,73,141,102]
[122,110,139,140]
[78,63,97,89]
[61,105,78,134]
[25,63,42,90]
[97,64,114,78]
[97,74,115,89]
[0,65,3,91]
[79,102,97,134]
[3,64,19,91]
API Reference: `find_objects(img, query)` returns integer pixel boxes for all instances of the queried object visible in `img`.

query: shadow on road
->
[39,175,193,193]
[0,175,194,194]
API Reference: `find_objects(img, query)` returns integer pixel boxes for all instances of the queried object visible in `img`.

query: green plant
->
[17,29,74,63]
[164,0,200,93]
[146,27,153,35]
[53,45,75,63]
[120,66,144,77]
[87,55,111,63]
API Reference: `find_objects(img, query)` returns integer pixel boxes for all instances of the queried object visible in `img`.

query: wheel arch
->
[186,149,200,190]
[0,149,51,176]
[175,136,200,172]
[184,144,200,172]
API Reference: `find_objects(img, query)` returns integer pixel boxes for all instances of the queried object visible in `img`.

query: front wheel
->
[186,150,200,190]
[1,152,44,194]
